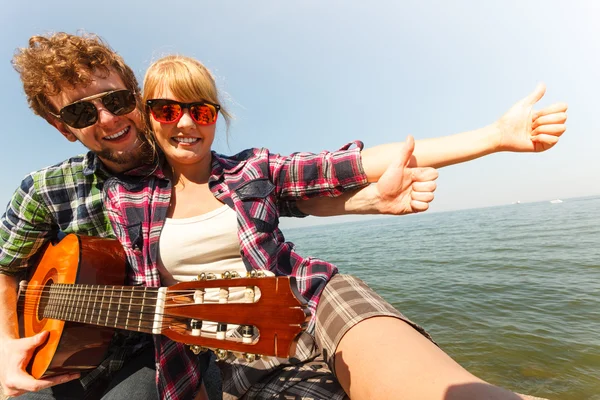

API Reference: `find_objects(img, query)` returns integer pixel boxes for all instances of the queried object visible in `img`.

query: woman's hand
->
[495,83,568,153]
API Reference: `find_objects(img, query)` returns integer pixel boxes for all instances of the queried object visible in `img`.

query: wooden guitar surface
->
[18,234,309,378]
[20,235,125,378]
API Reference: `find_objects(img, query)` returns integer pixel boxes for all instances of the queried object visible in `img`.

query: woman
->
[105,55,565,400]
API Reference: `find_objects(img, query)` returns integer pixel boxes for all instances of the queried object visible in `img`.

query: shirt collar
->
[82,151,112,178]
[82,151,166,179]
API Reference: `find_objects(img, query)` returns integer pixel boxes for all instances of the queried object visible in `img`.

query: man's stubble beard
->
[95,129,156,167]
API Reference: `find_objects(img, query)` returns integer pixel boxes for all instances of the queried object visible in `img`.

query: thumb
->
[399,135,415,168]
[525,82,546,105]
[24,331,50,349]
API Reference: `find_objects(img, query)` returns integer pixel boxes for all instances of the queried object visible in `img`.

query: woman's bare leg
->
[334,316,540,400]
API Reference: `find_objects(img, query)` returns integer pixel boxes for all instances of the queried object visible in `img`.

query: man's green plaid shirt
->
[0,151,150,389]
[0,152,114,275]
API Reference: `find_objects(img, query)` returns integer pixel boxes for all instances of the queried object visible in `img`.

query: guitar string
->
[17,284,265,325]
[18,284,264,308]
[19,285,257,303]
[17,284,294,329]
[17,294,256,307]
[15,304,260,343]
[17,300,261,331]
[17,292,259,312]
[17,300,266,342]
[19,282,254,292]
[20,289,192,301]
[17,299,255,313]
[19,284,257,296]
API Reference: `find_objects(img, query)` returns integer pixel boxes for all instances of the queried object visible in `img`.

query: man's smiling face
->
[48,70,149,173]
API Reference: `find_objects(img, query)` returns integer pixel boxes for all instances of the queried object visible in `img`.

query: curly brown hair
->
[12,32,141,124]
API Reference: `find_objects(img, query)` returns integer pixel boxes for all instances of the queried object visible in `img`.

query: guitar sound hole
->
[37,280,52,321]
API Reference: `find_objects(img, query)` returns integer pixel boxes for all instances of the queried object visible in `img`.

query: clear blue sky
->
[1,1,598,227]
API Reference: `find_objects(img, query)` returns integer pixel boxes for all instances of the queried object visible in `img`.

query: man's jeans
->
[14,346,158,400]
[13,348,222,400]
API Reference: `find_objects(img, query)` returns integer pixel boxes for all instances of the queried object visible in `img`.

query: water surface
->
[286,196,600,399]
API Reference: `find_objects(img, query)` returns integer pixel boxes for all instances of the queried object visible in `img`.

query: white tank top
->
[158,205,251,335]
[158,205,244,285]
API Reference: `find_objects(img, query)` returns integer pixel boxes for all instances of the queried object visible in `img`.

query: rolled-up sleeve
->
[269,141,368,200]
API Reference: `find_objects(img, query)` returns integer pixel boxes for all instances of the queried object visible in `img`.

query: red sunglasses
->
[146,99,220,125]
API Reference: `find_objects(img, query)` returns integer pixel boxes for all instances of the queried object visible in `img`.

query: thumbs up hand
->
[375,135,439,215]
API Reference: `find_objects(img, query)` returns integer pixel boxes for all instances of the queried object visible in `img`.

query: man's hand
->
[375,135,438,214]
[496,83,568,153]
[0,331,80,397]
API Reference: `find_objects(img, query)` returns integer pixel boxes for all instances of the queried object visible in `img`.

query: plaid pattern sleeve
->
[0,154,114,276]
[268,141,367,200]
[270,142,366,217]
[278,199,309,218]
[207,142,370,332]
[0,173,55,275]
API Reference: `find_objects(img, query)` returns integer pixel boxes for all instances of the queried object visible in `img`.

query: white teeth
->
[105,127,129,140]
[173,137,199,143]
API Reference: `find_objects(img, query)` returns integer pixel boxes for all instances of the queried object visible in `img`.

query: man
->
[0,32,438,399]
[0,32,161,400]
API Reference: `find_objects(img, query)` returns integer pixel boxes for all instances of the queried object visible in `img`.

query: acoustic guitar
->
[17,234,310,378]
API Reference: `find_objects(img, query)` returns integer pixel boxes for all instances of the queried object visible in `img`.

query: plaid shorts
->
[219,274,433,400]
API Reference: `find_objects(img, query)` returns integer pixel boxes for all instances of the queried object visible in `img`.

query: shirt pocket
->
[115,222,146,281]
[235,178,279,233]
[124,222,144,251]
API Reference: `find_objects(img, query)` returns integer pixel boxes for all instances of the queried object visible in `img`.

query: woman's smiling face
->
[149,85,217,170]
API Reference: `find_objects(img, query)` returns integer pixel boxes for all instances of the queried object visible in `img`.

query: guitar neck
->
[35,283,166,334]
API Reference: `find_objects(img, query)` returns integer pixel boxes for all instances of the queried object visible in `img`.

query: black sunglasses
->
[48,89,137,129]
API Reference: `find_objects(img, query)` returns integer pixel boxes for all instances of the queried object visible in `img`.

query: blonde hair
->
[143,55,232,130]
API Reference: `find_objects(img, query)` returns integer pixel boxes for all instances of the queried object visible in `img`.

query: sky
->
[1,0,599,228]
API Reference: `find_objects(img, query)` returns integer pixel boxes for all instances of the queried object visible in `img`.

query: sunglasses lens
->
[60,102,98,129]
[102,90,137,116]
[58,90,136,129]
[190,104,218,125]
[150,101,182,123]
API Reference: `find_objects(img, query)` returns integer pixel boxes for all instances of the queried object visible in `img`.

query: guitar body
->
[19,234,310,379]
[19,235,126,378]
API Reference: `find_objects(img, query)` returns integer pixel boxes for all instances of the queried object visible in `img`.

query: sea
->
[285,195,600,400]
